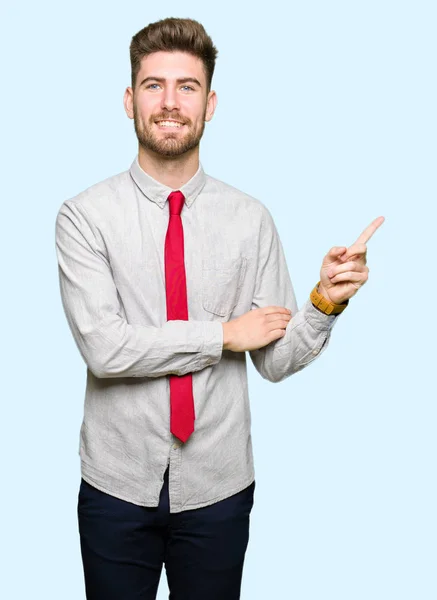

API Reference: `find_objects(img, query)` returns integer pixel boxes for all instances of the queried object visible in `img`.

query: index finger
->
[265,306,292,314]
[354,216,385,245]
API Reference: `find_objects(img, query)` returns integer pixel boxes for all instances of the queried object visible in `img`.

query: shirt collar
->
[129,155,207,209]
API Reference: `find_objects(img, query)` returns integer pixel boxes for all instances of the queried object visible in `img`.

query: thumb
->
[323,246,347,264]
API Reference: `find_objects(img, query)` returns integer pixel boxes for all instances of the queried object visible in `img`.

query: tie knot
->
[167,190,185,216]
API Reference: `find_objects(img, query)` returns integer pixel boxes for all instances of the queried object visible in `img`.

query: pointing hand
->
[318,216,385,305]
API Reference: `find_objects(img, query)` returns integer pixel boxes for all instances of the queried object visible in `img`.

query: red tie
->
[164,190,195,443]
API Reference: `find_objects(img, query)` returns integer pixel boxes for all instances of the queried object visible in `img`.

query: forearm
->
[249,298,338,382]
[56,201,223,379]
[62,311,224,379]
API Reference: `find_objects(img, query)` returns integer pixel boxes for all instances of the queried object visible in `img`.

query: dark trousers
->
[77,466,255,599]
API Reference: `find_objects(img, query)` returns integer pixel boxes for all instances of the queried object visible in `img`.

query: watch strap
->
[310,281,348,315]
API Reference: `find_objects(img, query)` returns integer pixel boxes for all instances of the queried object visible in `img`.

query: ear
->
[123,87,134,120]
[205,90,218,123]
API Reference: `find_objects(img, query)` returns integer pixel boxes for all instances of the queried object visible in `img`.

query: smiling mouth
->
[155,120,186,130]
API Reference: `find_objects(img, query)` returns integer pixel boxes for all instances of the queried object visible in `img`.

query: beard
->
[133,104,207,158]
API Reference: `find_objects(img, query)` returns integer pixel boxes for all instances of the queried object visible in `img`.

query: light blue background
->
[2,1,435,598]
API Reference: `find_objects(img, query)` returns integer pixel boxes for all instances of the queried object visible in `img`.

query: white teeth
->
[157,121,183,127]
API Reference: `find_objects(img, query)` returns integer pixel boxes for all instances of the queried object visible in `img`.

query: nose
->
[161,86,180,112]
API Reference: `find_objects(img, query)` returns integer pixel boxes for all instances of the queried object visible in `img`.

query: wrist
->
[310,281,348,315]
[222,322,232,350]
[317,282,330,301]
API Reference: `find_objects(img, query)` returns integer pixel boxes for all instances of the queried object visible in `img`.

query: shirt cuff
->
[303,297,340,332]
[200,321,224,367]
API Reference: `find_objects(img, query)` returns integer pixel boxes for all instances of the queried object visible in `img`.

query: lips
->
[155,121,186,133]
[155,120,185,125]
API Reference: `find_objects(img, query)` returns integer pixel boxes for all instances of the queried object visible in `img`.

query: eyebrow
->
[140,76,202,88]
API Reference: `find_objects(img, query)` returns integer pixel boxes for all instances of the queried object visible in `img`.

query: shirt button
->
[173,442,181,449]
[312,349,320,355]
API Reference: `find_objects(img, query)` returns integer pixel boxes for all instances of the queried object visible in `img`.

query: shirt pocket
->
[202,256,247,317]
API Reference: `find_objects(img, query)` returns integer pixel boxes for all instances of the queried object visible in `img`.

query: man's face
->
[125,51,216,157]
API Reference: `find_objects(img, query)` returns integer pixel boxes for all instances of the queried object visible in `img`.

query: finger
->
[264,306,292,315]
[324,246,348,265]
[266,313,292,323]
[327,246,347,258]
[329,270,369,285]
[327,261,366,278]
[342,243,367,261]
[354,216,385,245]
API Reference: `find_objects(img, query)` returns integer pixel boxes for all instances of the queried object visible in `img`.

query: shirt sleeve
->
[249,205,343,383]
[55,201,223,379]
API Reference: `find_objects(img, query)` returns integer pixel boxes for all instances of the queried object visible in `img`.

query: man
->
[55,16,384,600]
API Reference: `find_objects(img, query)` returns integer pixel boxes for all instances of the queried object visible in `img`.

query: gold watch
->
[310,281,348,315]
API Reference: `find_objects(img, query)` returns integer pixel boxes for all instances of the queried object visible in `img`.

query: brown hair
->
[129,17,219,93]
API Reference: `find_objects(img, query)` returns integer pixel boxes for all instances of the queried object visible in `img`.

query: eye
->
[146,84,195,91]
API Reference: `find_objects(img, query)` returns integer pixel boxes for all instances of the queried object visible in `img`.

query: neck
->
[137,145,199,190]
